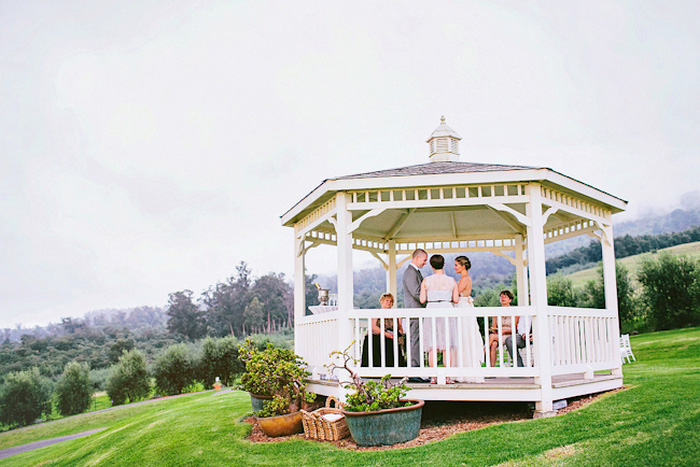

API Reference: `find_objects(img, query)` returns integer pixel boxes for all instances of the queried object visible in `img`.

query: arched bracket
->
[542,206,559,224]
[349,208,386,233]
[486,203,531,230]
[594,220,613,247]
[371,252,389,270]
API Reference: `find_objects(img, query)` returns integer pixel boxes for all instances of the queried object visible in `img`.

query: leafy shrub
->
[637,253,700,330]
[327,345,412,413]
[547,275,580,307]
[106,350,151,405]
[182,381,205,393]
[238,338,311,416]
[196,336,243,387]
[0,367,53,427]
[55,361,92,416]
[153,344,195,396]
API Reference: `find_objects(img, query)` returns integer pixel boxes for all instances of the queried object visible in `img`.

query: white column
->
[387,240,398,298]
[293,235,306,356]
[525,183,555,417]
[600,220,622,376]
[515,234,529,306]
[335,192,354,352]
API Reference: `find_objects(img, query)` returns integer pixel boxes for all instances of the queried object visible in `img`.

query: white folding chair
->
[620,334,636,364]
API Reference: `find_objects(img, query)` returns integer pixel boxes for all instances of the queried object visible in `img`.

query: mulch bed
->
[244,387,624,451]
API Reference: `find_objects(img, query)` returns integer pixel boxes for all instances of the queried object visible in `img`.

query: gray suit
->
[402,265,425,368]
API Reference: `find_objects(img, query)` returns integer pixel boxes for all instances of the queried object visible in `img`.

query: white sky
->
[1,1,698,329]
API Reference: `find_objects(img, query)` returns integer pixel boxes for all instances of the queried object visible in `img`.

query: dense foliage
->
[54,361,92,416]
[106,350,151,405]
[153,344,195,396]
[197,336,243,387]
[637,253,700,330]
[0,367,53,427]
[238,338,312,417]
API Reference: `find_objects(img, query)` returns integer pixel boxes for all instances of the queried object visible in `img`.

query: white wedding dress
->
[454,296,485,383]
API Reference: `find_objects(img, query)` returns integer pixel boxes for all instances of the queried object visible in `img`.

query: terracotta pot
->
[256,411,304,437]
[249,393,273,414]
[342,399,424,446]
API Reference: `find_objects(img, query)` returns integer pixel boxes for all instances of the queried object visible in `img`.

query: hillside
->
[566,240,700,287]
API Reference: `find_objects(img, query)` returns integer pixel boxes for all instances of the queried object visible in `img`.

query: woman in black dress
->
[361,293,407,367]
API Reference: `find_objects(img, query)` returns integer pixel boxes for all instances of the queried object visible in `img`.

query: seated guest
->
[361,293,407,367]
[488,290,519,367]
[505,312,532,367]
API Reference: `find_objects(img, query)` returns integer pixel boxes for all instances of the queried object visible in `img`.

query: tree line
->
[546,225,700,274]
[165,262,321,340]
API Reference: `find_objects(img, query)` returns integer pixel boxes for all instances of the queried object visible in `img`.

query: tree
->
[202,262,252,337]
[0,367,53,427]
[166,290,205,341]
[153,344,195,396]
[637,253,700,330]
[547,275,579,307]
[106,350,151,405]
[251,273,293,329]
[55,361,92,416]
[244,297,264,333]
[196,337,243,387]
[108,338,135,364]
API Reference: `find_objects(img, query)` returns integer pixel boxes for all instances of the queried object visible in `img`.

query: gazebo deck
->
[307,372,622,403]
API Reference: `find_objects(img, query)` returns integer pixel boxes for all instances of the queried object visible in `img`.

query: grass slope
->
[2,328,699,466]
[566,240,700,287]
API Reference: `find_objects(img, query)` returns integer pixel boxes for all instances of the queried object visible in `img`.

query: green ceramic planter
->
[342,399,424,446]
[249,393,272,414]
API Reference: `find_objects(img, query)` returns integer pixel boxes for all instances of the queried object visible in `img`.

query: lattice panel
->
[541,186,611,220]
[294,198,336,235]
[544,219,598,243]
[350,183,527,205]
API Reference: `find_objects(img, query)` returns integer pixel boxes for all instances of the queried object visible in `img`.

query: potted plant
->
[238,338,316,437]
[327,344,424,446]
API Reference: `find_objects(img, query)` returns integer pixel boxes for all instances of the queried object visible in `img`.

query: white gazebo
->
[281,117,627,417]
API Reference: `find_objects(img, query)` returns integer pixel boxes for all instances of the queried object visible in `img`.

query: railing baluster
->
[392,317,399,368]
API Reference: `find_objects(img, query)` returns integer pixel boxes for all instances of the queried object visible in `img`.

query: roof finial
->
[427,116,462,162]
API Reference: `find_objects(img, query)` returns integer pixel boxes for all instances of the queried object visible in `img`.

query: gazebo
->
[281,117,627,417]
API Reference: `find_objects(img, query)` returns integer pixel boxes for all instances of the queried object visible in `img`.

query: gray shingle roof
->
[333,161,539,181]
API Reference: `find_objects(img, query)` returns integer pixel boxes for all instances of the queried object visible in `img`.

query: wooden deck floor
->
[306,372,623,403]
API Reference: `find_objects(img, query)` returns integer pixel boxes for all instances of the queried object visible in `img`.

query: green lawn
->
[567,240,700,287]
[2,328,699,466]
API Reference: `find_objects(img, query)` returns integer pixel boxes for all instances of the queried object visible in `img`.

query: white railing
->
[295,310,340,372]
[296,305,620,383]
[548,306,619,375]
[351,307,538,381]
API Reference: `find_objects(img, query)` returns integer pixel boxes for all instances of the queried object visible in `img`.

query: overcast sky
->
[1,1,698,329]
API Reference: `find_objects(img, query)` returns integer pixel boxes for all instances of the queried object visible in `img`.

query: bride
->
[454,256,485,382]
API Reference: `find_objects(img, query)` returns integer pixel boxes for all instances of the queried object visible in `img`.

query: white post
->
[515,234,529,306]
[335,192,355,354]
[293,235,306,356]
[387,240,398,298]
[600,219,622,376]
[526,183,555,418]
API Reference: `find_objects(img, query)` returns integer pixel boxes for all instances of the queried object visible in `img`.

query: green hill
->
[2,328,699,465]
[565,240,700,287]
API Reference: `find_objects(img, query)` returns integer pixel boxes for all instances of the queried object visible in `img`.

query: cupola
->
[427,116,461,162]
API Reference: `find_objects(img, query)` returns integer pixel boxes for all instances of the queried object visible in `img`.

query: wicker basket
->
[301,396,350,441]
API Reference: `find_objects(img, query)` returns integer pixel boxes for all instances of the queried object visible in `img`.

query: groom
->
[402,248,427,380]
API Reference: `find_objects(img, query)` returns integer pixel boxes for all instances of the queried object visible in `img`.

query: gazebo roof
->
[281,160,627,228]
[336,161,535,180]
